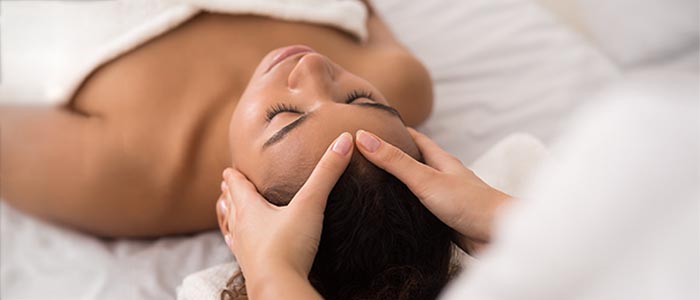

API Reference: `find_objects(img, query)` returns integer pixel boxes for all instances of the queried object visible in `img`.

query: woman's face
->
[229,45,419,193]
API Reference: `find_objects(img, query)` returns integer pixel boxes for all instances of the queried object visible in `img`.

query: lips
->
[265,45,315,73]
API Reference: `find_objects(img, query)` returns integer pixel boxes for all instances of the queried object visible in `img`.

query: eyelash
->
[265,89,375,121]
[345,89,374,104]
[265,103,302,122]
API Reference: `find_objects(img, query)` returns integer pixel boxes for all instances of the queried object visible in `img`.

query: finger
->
[220,179,232,212]
[223,168,268,210]
[216,193,229,236]
[355,129,438,196]
[221,180,236,214]
[292,132,353,213]
[407,128,465,172]
[216,193,234,251]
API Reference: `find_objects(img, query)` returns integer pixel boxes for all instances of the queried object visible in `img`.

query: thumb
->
[355,130,437,197]
[223,168,269,211]
[291,132,353,214]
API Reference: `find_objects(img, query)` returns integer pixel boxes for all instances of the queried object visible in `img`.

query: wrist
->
[458,188,512,250]
[478,188,512,240]
[246,264,301,291]
[246,265,318,300]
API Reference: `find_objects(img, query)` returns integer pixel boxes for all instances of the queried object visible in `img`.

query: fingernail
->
[357,130,380,152]
[220,181,227,193]
[223,168,232,179]
[224,235,232,247]
[332,132,352,155]
[218,198,228,215]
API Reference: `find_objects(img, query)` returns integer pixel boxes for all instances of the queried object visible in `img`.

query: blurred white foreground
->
[442,71,699,300]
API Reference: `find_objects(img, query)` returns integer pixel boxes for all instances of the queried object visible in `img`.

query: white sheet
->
[0,205,232,299]
[0,0,619,299]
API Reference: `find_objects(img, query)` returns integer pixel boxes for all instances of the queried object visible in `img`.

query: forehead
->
[257,108,417,192]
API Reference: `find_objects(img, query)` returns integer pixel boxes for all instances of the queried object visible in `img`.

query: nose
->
[287,53,335,92]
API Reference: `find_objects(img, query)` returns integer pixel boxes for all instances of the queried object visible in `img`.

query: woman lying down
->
[1,0,511,299]
[214,40,510,299]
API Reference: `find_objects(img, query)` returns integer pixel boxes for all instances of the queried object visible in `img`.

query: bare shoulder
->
[357,46,434,127]
[0,105,194,237]
[358,2,434,126]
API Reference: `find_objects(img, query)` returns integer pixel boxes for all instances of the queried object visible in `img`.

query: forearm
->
[247,269,322,300]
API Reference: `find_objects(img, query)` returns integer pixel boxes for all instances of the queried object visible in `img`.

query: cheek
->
[229,96,266,147]
[236,159,263,186]
[228,111,256,167]
[228,139,265,187]
[228,116,269,188]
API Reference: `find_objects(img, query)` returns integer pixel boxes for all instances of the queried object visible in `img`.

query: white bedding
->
[0,0,618,299]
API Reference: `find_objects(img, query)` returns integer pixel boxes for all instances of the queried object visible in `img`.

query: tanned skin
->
[0,5,433,237]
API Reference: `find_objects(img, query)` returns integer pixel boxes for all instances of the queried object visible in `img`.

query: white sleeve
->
[440,71,699,300]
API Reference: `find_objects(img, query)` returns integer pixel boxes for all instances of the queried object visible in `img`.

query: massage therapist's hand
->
[216,132,354,299]
[355,129,512,254]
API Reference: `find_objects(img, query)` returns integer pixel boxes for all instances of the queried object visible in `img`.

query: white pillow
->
[574,0,699,69]
[372,0,618,163]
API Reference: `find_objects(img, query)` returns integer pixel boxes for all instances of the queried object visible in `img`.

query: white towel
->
[0,0,367,106]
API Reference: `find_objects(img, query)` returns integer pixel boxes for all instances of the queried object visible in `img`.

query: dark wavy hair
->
[221,154,457,300]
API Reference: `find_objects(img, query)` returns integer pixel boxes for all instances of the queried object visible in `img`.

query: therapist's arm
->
[355,128,513,255]
[245,269,322,300]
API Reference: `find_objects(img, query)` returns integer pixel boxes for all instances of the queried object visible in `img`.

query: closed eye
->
[265,103,302,122]
[263,99,402,149]
[266,89,374,122]
[345,89,374,104]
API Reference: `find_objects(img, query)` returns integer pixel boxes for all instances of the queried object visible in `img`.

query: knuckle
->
[458,167,476,177]
[444,156,467,173]
[230,172,247,184]
[217,212,227,230]
[445,153,463,164]
[316,151,345,172]
[412,170,439,196]
[413,180,432,198]
[382,147,406,165]
[315,159,337,174]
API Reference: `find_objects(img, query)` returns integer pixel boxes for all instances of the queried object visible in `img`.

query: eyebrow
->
[262,102,401,149]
